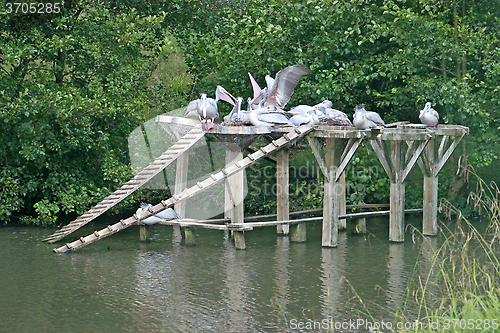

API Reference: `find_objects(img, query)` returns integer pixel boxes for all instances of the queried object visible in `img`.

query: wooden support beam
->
[370,139,395,182]
[174,150,189,240]
[276,149,290,235]
[307,136,330,182]
[434,134,465,176]
[389,140,405,242]
[420,138,438,235]
[336,138,362,182]
[402,140,428,182]
[323,138,342,247]
[225,146,246,249]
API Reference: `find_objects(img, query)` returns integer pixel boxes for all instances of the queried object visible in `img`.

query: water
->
[0,217,444,333]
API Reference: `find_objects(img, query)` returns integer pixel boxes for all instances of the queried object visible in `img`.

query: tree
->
[0,1,168,224]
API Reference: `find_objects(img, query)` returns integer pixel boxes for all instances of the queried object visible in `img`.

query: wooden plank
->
[339,208,422,219]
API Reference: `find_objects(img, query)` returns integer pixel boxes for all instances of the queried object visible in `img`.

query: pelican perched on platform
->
[224,96,245,124]
[135,203,181,225]
[352,104,385,129]
[264,65,310,111]
[248,65,310,111]
[184,93,219,125]
[289,111,320,126]
[321,108,353,127]
[244,106,294,127]
[419,102,439,127]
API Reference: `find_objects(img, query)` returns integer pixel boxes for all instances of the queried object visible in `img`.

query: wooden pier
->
[46,116,468,253]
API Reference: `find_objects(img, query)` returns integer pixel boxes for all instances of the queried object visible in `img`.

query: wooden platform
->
[49,118,468,253]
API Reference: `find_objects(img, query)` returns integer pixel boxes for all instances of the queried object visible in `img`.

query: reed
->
[397,169,500,332]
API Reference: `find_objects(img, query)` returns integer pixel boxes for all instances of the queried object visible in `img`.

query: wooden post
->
[422,139,438,235]
[276,149,292,236]
[181,227,196,246]
[389,140,405,242]
[175,151,189,242]
[351,217,366,234]
[339,172,347,229]
[139,224,150,242]
[226,145,246,249]
[322,138,342,247]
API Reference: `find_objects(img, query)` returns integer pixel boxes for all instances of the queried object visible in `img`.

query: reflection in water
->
[320,233,346,324]
[1,217,457,332]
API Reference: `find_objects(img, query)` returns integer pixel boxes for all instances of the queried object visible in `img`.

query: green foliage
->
[0,1,185,224]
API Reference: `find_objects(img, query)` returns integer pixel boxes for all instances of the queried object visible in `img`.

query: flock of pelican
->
[184,64,439,130]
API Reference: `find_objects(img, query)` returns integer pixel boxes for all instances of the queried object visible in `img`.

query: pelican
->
[419,102,439,127]
[264,64,311,110]
[248,72,270,109]
[352,104,385,129]
[243,106,294,127]
[224,96,245,123]
[136,203,181,225]
[289,111,320,126]
[184,93,219,124]
[215,85,237,106]
[321,108,353,127]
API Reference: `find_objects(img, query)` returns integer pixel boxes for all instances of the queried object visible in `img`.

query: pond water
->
[0,216,453,333]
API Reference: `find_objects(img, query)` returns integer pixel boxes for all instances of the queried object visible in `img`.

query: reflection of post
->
[175,151,189,242]
[226,145,245,249]
[223,243,248,332]
[387,243,405,309]
[276,149,290,235]
[320,233,346,321]
[323,138,341,247]
[272,237,290,327]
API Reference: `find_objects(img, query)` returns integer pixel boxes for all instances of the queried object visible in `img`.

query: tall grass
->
[396,168,500,332]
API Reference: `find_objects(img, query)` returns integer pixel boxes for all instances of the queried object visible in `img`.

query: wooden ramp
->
[53,125,314,253]
[43,125,205,243]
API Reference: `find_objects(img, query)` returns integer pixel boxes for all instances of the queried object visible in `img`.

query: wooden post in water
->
[351,217,367,234]
[175,151,189,242]
[226,145,246,249]
[276,149,290,235]
[338,172,347,230]
[139,224,150,242]
[322,138,342,247]
[389,140,405,242]
[422,138,438,235]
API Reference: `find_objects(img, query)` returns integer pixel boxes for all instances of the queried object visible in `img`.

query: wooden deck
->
[48,117,468,253]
